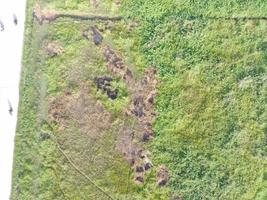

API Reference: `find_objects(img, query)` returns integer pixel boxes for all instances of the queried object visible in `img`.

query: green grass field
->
[11,0,266,199]
[122,0,267,199]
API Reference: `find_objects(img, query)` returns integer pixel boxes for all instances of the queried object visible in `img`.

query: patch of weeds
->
[44,0,120,16]
[103,20,147,78]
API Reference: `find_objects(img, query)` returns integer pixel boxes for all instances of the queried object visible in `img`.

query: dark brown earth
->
[94,76,118,100]
[91,26,103,45]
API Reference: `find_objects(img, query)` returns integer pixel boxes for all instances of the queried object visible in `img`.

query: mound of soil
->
[46,41,63,57]
[157,165,169,186]
[91,26,103,45]
[94,76,118,100]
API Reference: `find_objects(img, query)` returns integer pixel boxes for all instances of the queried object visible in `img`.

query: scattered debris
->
[125,68,158,144]
[136,166,144,173]
[144,162,152,171]
[117,129,153,184]
[135,176,144,184]
[142,132,154,142]
[157,166,169,186]
[104,47,125,71]
[102,38,158,175]
[107,88,118,100]
[103,46,158,184]
[102,44,159,185]
[94,76,113,91]
[129,68,158,120]
[91,26,103,45]
[46,41,64,57]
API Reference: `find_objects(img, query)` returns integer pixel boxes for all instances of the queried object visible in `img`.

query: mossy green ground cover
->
[122,0,267,199]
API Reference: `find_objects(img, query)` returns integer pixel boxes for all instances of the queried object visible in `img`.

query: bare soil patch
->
[45,41,64,57]
[49,85,112,138]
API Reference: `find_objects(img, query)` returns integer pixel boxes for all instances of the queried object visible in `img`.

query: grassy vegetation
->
[11,0,148,199]
[41,0,120,15]
[122,0,267,199]
[11,0,60,198]
[12,0,266,199]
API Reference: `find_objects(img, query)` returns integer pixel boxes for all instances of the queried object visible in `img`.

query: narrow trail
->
[33,5,123,24]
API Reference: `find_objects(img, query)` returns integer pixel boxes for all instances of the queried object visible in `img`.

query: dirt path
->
[33,4,123,25]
